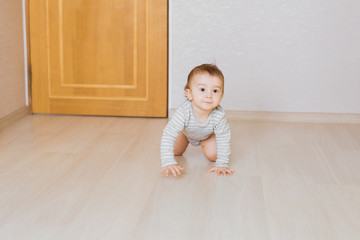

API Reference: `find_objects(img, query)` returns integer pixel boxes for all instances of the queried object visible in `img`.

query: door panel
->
[29,0,167,117]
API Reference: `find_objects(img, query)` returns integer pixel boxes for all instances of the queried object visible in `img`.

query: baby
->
[160,64,235,177]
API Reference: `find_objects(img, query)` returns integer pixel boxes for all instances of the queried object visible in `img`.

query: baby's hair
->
[185,64,224,92]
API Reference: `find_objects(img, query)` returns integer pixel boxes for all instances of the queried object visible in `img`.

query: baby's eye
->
[213,89,219,93]
[200,88,205,92]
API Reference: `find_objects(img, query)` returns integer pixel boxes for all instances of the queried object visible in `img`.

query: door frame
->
[24,0,32,112]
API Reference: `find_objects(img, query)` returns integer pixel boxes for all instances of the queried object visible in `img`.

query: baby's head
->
[184,64,225,111]
[185,64,224,93]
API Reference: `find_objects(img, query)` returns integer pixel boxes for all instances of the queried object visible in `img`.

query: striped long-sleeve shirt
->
[161,100,231,168]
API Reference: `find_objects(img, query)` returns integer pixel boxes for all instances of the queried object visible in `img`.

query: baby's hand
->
[207,167,235,176]
[160,165,184,177]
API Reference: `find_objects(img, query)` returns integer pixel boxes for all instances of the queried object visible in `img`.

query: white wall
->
[170,0,360,114]
[0,0,26,119]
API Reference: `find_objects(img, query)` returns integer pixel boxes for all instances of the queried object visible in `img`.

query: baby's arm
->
[210,114,235,175]
[160,107,187,175]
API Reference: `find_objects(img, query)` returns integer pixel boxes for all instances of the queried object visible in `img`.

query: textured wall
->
[171,0,360,113]
[0,0,25,119]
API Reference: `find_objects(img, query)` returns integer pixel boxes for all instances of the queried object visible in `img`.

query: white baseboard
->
[169,109,360,124]
[226,110,360,124]
[0,107,30,129]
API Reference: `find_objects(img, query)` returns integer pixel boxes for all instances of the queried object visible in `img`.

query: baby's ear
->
[185,89,192,101]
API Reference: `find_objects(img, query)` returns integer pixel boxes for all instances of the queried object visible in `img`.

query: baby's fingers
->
[169,166,178,177]
[207,167,235,176]
[174,166,184,176]
[228,169,235,176]
[160,168,170,176]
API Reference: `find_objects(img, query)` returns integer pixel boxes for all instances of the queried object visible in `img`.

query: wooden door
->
[28,0,168,117]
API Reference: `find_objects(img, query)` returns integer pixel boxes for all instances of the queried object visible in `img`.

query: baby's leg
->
[174,131,189,156]
[200,133,217,162]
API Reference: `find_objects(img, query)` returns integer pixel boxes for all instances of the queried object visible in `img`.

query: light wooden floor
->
[0,114,360,240]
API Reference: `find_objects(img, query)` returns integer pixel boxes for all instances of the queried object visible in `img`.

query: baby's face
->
[186,73,223,113]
